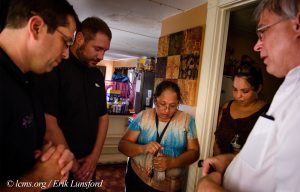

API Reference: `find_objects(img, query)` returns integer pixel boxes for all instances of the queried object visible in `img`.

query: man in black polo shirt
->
[0,0,80,191]
[39,17,111,184]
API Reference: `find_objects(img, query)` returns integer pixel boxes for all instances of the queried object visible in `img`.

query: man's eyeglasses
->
[156,102,178,111]
[256,18,288,41]
[56,29,76,48]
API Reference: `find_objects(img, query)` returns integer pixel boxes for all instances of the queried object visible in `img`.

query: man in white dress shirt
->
[197,0,300,191]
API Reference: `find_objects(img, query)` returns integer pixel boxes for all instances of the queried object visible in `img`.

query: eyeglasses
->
[155,102,178,111]
[256,18,288,41]
[56,29,76,48]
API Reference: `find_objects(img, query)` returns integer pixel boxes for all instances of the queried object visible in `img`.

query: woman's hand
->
[153,155,173,171]
[143,141,163,154]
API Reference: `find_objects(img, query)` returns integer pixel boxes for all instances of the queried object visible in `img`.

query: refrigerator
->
[133,70,155,113]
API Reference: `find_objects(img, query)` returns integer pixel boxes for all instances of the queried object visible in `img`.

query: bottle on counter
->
[153,150,165,181]
[107,101,112,114]
[112,99,118,114]
[124,99,129,114]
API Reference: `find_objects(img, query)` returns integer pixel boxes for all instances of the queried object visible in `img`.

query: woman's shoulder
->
[175,110,195,122]
[244,100,270,116]
[142,108,155,114]
[257,100,270,112]
[221,100,233,110]
[140,108,156,119]
[176,110,190,116]
[256,99,269,110]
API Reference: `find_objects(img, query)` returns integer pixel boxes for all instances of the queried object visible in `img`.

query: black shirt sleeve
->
[96,69,107,117]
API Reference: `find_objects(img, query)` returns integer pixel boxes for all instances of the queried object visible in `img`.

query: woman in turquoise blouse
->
[118,80,199,192]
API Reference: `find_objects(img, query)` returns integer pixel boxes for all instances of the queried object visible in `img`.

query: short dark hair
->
[234,56,263,91]
[0,0,10,32]
[154,80,182,103]
[3,0,80,33]
[79,17,112,42]
[254,0,300,21]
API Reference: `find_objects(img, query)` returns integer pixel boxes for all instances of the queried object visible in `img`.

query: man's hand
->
[202,154,234,176]
[74,154,98,182]
[30,145,71,189]
[197,172,225,192]
[35,142,75,183]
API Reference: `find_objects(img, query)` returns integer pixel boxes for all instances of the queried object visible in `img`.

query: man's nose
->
[62,47,70,59]
[254,39,262,52]
[97,50,105,61]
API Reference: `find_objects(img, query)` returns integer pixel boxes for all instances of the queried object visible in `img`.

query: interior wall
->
[113,58,138,68]
[98,60,114,80]
[161,3,207,36]
[159,3,208,110]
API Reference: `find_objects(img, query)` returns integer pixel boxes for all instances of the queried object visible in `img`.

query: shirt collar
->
[0,48,30,85]
[69,51,89,69]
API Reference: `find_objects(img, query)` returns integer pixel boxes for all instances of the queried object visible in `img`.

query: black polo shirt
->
[38,52,107,159]
[0,48,45,183]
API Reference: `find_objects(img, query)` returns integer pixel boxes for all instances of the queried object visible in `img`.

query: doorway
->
[188,0,283,191]
[222,3,283,106]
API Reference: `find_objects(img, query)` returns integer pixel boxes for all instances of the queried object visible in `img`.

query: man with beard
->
[37,17,111,189]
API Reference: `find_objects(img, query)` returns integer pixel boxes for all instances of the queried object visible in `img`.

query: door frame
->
[186,0,258,191]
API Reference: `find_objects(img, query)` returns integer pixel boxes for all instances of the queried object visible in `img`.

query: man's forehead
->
[258,9,277,24]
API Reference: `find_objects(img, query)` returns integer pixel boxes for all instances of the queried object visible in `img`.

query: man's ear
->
[293,12,300,32]
[74,31,84,46]
[27,15,45,39]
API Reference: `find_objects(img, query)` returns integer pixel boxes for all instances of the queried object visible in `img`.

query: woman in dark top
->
[214,58,269,155]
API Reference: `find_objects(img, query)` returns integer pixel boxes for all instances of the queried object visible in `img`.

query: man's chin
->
[34,68,50,74]
[266,67,276,76]
[43,67,54,74]
[88,63,97,68]
[44,63,58,73]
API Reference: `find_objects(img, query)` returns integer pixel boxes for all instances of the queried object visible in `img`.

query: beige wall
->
[113,58,138,68]
[98,60,114,80]
[159,3,207,109]
[161,3,207,36]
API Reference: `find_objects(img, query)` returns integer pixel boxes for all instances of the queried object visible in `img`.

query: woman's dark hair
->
[234,56,263,91]
[0,0,10,32]
[154,80,182,103]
